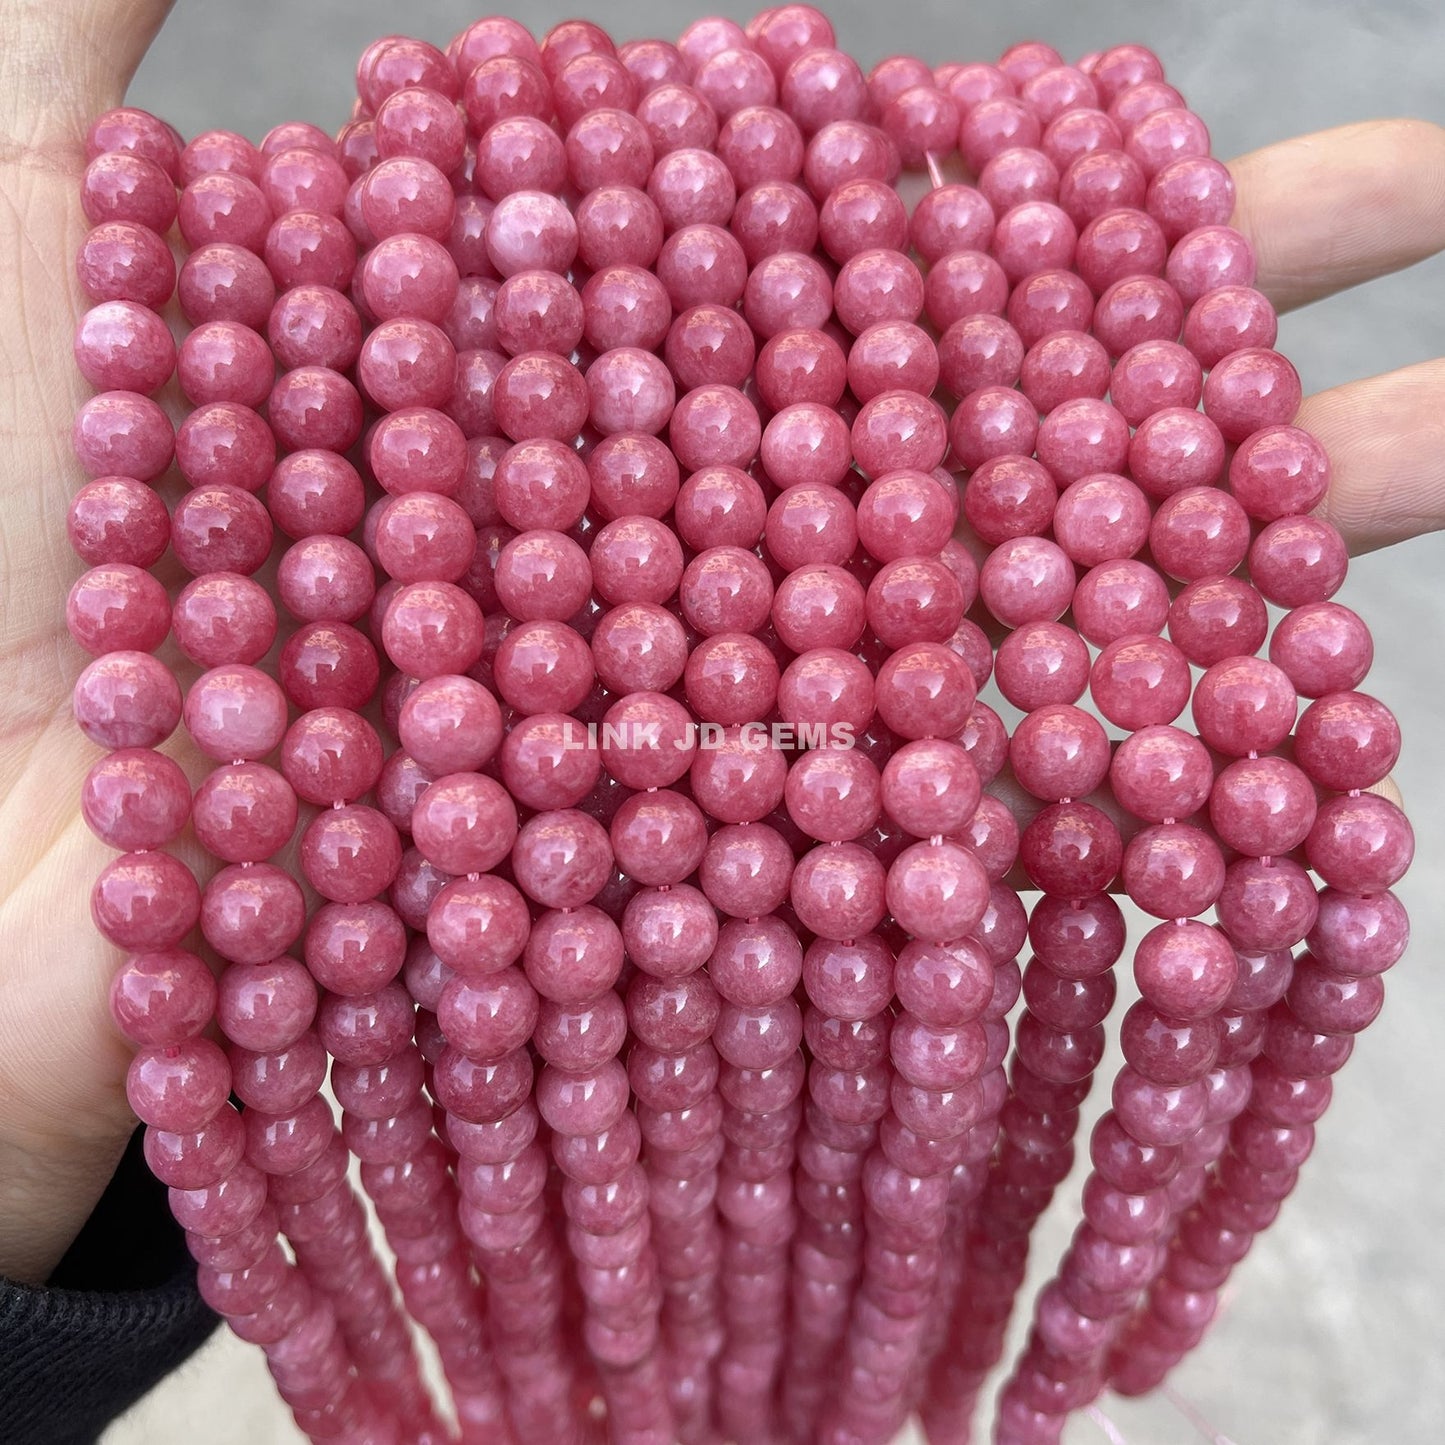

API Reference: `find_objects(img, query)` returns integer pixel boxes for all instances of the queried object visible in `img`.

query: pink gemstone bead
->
[93,850,201,951]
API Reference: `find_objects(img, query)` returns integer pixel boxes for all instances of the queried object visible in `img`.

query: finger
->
[1229,119,1445,311]
[0,0,173,149]
[1294,359,1445,552]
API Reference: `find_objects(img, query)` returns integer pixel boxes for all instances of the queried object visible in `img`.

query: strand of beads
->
[78,114,401,1445]
[318,59,526,1437]
[231,116,448,1430]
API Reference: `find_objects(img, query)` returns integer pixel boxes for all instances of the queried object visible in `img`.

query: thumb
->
[1,0,174,148]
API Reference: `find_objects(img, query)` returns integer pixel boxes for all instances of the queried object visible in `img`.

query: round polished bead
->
[73,391,174,481]
[66,563,171,657]
[1019,802,1122,898]
[1073,559,1170,647]
[1249,516,1349,610]
[1164,576,1268,669]
[267,367,363,453]
[381,582,485,678]
[785,748,883,844]
[93,851,201,952]
[412,772,518,876]
[1294,691,1400,793]
[1305,793,1413,891]
[1052,472,1151,565]
[82,749,191,852]
[1203,348,1302,443]
[76,220,175,309]
[1035,396,1130,483]
[303,895,407,999]
[202,864,306,966]
[111,950,218,1048]
[778,647,876,737]
[174,403,276,495]
[1009,703,1111,802]
[1029,891,1126,979]
[886,840,991,943]
[278,624,379,714]
[67,476,171,569]
[1090,635,1191,729]
[300,805,402,903]
[947,386,1037,471]
[181,664,288,763]
[656,221,749,308]
[959,456,1053,545]
[857,469,954,561]
[428,875,530,977]
[581,264,671,352]
[853,390,948,477]
[994,622,1090,710]
[1184,284,1277,367]
[512,809,614,909]
[924,250,1009,331]
[875,642,975,741]
[866,557,965,649]
[1217,857,1319,952]
[1271,601,1369,702]
[192,763,298,863]
[1167,225,1256,307]
[1191,656,1297,757]
[1134,921,1237,1019]
[979,536,1075,627]
[1208,755,1317,858]
[1006,269,1093,348]
[1308,888,1409,978]
[1122,823,1226,919]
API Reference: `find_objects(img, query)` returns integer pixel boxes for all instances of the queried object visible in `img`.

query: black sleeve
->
[0,1128,220,1445]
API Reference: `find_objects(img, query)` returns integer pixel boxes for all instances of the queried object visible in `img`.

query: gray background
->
[113,3,1444,1442]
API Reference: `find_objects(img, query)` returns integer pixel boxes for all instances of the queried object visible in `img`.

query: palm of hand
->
[0,0,174,1279]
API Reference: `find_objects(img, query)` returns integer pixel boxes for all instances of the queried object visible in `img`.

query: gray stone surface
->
[108,4,1445,1442]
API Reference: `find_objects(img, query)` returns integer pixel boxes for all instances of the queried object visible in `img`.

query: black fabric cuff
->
[0,1128,220,1445]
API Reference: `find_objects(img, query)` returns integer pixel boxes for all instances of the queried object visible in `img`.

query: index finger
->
[1228,119,1445,311]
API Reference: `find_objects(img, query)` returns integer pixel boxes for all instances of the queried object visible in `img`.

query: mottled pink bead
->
[886,840,991,943]
[1184,285,1277,367]
[1294,691,1400,792]
[67,476,170,569]
[300,804,402,903]
[93,850,201,952]
[875,642,975,741]
[1191,656,1297,756]
[979,536,1075,627]
[1134,921,1237,1019]
[66,563,171,657]
[1009,703,1111,801]
[73,391,173,481]
[110,949,218,1048]
[1305,793,1413,892]
[1072,558,1170,647]
[80,748,189,853]
[1308,888,1408,979]
[192,762,298,863]
[1249,516,1349,610]
[1203,348,1302,443]
[1034,397,1130,486]
[1090,634,1191,728]
[994,621,1090,710]
[267,366,364,453]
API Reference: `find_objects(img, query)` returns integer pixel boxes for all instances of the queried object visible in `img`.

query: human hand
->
[0,4,1436,1286]
[0,0,174,1283]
